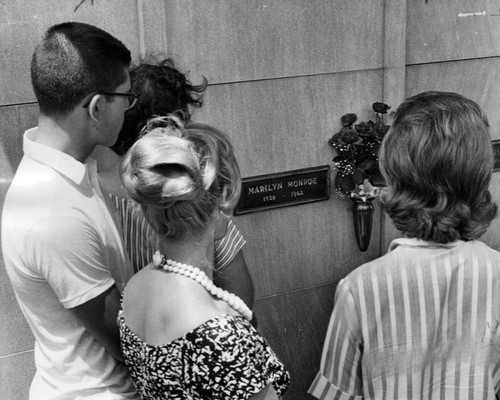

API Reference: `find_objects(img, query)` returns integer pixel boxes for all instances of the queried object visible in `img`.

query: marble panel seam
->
[255,281,338,301]
[207,66,386,87]
[0,349,33,360]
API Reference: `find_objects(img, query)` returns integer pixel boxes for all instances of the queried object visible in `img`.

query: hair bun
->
[121,132,202,206]
[156,136,202,203]
[120,121,241,239]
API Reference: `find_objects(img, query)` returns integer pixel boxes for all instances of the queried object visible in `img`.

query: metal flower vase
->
[352,198,374,252]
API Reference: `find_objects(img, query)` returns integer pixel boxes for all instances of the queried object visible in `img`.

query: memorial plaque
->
[234,165,330,215]
[493,140,500,172]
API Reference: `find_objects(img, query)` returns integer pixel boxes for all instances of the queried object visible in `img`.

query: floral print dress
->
[118,312,290,399]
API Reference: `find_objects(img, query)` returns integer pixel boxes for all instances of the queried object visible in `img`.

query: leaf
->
[335,175,356,192]
[352,169,365,184]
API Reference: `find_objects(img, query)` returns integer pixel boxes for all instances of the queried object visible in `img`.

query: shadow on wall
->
[254,283,336,399]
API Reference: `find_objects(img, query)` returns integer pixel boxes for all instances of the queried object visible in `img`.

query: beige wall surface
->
[164,0,384,84]
[196,71,383,298]
[165,2,387,397]
[407,0,500,64]
[406,59,500,136]
[0,0,146,105]
[4,0,500,399]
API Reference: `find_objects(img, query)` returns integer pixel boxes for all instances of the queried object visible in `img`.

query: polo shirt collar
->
[388,237,465,252]
[23,127,88,185]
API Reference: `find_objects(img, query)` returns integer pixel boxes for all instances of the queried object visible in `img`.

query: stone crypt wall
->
[2,1,500,399]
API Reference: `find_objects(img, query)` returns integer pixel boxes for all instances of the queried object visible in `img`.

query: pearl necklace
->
[153,251,253,321]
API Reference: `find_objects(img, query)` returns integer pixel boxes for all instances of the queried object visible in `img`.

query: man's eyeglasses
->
[83,91,140,110]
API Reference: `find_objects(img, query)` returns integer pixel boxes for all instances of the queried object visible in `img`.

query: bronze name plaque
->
[493,140,500,171]
[234,165,330,215]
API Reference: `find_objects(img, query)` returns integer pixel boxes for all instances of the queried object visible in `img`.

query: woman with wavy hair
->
[310,91,500,399]
[118,117,289,400]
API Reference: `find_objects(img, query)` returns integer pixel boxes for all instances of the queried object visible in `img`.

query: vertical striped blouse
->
[109,194,246,273]
[309,238,500,400]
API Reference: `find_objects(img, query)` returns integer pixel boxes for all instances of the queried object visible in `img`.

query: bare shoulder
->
[121,268,223,345]
[122,267,174,310]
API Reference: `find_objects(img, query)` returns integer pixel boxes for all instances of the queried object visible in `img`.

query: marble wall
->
[2,1,500,399]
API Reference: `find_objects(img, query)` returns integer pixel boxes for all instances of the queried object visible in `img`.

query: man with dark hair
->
[1,22,140,399]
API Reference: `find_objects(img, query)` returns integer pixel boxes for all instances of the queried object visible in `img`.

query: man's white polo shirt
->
[1,128,138,399]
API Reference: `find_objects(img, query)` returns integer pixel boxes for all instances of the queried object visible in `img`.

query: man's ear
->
[88,94,105,122]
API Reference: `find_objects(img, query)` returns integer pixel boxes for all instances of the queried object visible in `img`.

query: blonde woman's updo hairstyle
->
[379,91,497,243]
[120,117,241,239]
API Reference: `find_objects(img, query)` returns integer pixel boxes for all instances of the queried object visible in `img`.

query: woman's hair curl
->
[379,91,497,243]
[120,116,240,239]
[111,56,207,155]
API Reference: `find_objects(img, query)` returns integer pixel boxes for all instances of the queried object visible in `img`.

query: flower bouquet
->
[329,102,391,251]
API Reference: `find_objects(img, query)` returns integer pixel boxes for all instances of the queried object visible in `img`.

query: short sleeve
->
[213,219,246,271]
[120,315,290,399]
[308,279,364,400]
[110,195,157,273]
[26,216,115,308]
[112,196,247,273]
[188,316,290,398]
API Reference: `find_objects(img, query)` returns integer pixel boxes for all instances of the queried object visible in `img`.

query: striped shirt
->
[309,238,500,400]
[109,194,246,273]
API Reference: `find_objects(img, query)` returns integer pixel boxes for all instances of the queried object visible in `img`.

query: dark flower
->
[329,127,363,151]
[372,102,391,114]
[328,127,346,144]
[329,103,391,200]
[355,121,376,138]
[339,129,361,145]
[340,113,357,127]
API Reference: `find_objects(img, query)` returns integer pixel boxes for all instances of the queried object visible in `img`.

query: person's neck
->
[157,226,215,278]
[35,115,96,163]
[91,145,122,173]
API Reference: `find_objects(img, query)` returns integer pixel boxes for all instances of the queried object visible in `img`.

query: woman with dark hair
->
[111,57,207,156]
[309,91,500,399]
[96,57,254,308]
[118,117,289,399]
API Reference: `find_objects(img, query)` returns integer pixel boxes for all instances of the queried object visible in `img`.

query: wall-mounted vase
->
[352,198,374,252]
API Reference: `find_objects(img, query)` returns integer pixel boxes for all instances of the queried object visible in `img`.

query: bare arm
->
[69,284,124,362]
[213,216,255,309]
[249,384,279,400]
[213,250,255,310]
